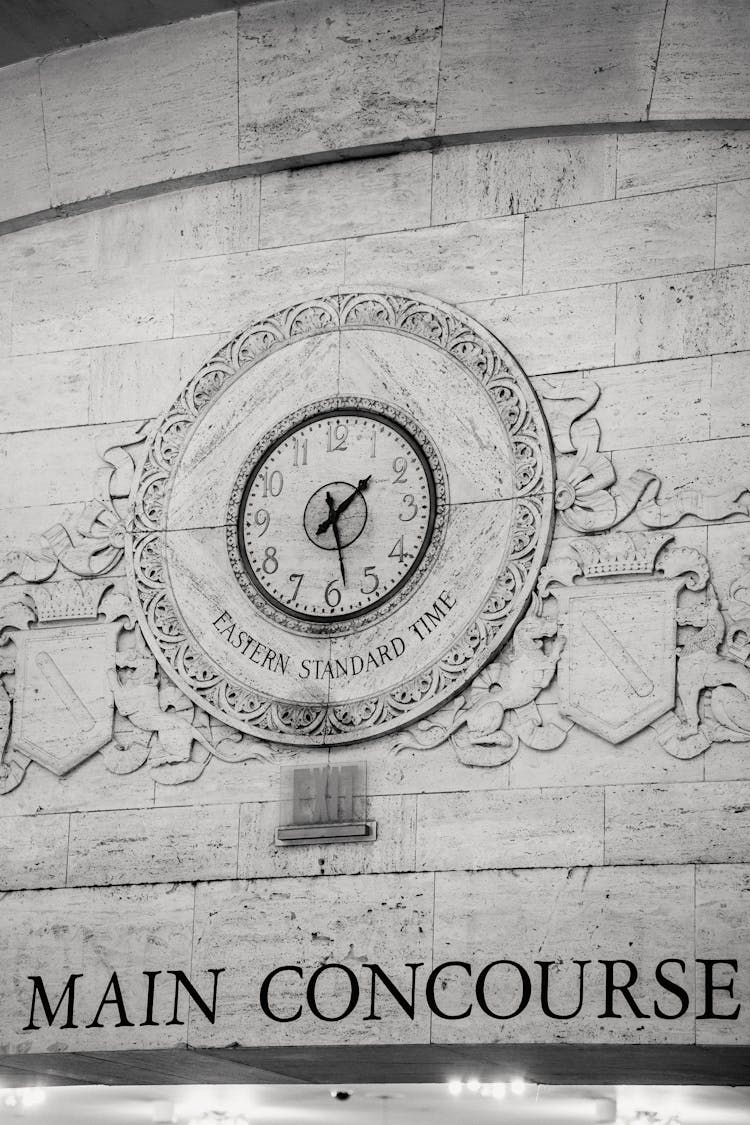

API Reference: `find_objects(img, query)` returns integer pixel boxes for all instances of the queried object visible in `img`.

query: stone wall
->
[2,0,750,224]
[2,121,750,1081]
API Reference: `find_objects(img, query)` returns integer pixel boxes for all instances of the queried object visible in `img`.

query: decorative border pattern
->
[126,291,555,744]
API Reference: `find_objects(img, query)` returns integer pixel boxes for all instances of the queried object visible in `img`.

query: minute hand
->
[316,475,371,536]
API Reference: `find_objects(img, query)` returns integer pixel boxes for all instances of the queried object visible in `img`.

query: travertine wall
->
[2,0,750,223]
[2,120,750,1077]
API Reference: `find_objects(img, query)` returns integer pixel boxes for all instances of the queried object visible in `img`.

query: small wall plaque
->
[276,762,376,845]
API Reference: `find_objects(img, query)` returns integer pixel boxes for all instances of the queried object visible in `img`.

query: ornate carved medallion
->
[126,291,555,745]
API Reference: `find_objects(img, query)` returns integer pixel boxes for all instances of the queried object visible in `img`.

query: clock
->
[126,291,554,746]
[229,401,444,626]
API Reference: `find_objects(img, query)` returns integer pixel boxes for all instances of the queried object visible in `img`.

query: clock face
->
[236,407,437,623]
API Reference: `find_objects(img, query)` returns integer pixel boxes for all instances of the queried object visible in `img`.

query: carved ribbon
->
[638,485,750,528]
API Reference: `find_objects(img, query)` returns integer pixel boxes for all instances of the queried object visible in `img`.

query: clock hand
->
[325,491,347,586]
[315,476,371,536]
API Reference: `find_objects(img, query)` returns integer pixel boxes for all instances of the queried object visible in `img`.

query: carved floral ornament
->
[1,290,750,795]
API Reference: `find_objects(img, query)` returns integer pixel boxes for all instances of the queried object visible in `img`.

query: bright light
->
[3,1094,18,1108]
[448,1080,463,1096]
[480,1084,491,1097]
[510,1076,526,1096]
[467,1078,481,1093]
[21,1088,46,1108]
[492,1083,506,1100]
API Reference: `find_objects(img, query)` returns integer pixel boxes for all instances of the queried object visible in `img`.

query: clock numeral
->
[253,508,270,536]
[292,437,308,467]
[327,420,349,452]
[262,546,279,575]
[399,493,418,522]
[324,578,342,608]
[259,468,284,498]
[361,566,379,595]
[388,536,407,564]
[289,572,304,601]
[392,456,407,484]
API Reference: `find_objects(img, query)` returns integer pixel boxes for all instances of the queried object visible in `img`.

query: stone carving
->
[392,594,570,766]
[652,562,750,759]
[105,633,273,785]
[540,375,750,534]
[127,291,555,745]
[539,378,655,533]
[0,427,145,585]
[2,299,750,794]
[541,533,708,743]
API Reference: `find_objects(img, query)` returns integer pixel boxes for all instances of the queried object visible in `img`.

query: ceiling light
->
[20,1088,46,1108]
[510,1077,526,1096]
[447,1080,463,1096]
[492,1083,506,1100]
[466,1078,481,1093]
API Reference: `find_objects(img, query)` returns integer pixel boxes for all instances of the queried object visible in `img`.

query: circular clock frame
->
[125,290,555,746]
[227,397,448,632]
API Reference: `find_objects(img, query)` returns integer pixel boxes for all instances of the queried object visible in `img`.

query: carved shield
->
[556,578,680,743]
[11,623,117,774]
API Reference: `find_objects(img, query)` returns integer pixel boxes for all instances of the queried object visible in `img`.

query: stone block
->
[154,746,329,808]
[237,794,416,878]
[190,873,433,1045]
[540,357,711,453]
[704,742,750,783]
[416,786,603,871]
[260,153,432,248]
[0,352,91,434]
[238,0,442,162]
[696,865,750,1042]
[333,736,512,798]
[710,352,750,440]
[608,437,750,531]
[0,422,133,509]
[0,214,97,280]
[523,188,716,294]
[650,0,750,119]
[87,335,225,425]
[461,285,616,376]
[93,181,261,269]
[432,135,616,225]
[67,804,240,886]
[0,757,156,819]
[344,216,524,304]
[432,865,695,1043]
[0,60,51,222]
[509,717,703,790]
[0,503,80,573]
[436,0,665,133]
[605,782,750,864]
[0,884,194,1053]
[11,263,175,355]
[617,131,750,197]
[0,283,10,357]
[716,180,750,269]
[615,266,750,365]
[0,813,69,891]
[173,241,346,336]
[40,13,238,203]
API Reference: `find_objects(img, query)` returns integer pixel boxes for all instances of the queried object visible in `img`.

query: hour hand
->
[325,492,347,585]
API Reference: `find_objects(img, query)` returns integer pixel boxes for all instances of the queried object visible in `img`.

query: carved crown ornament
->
[1,290,750,795]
